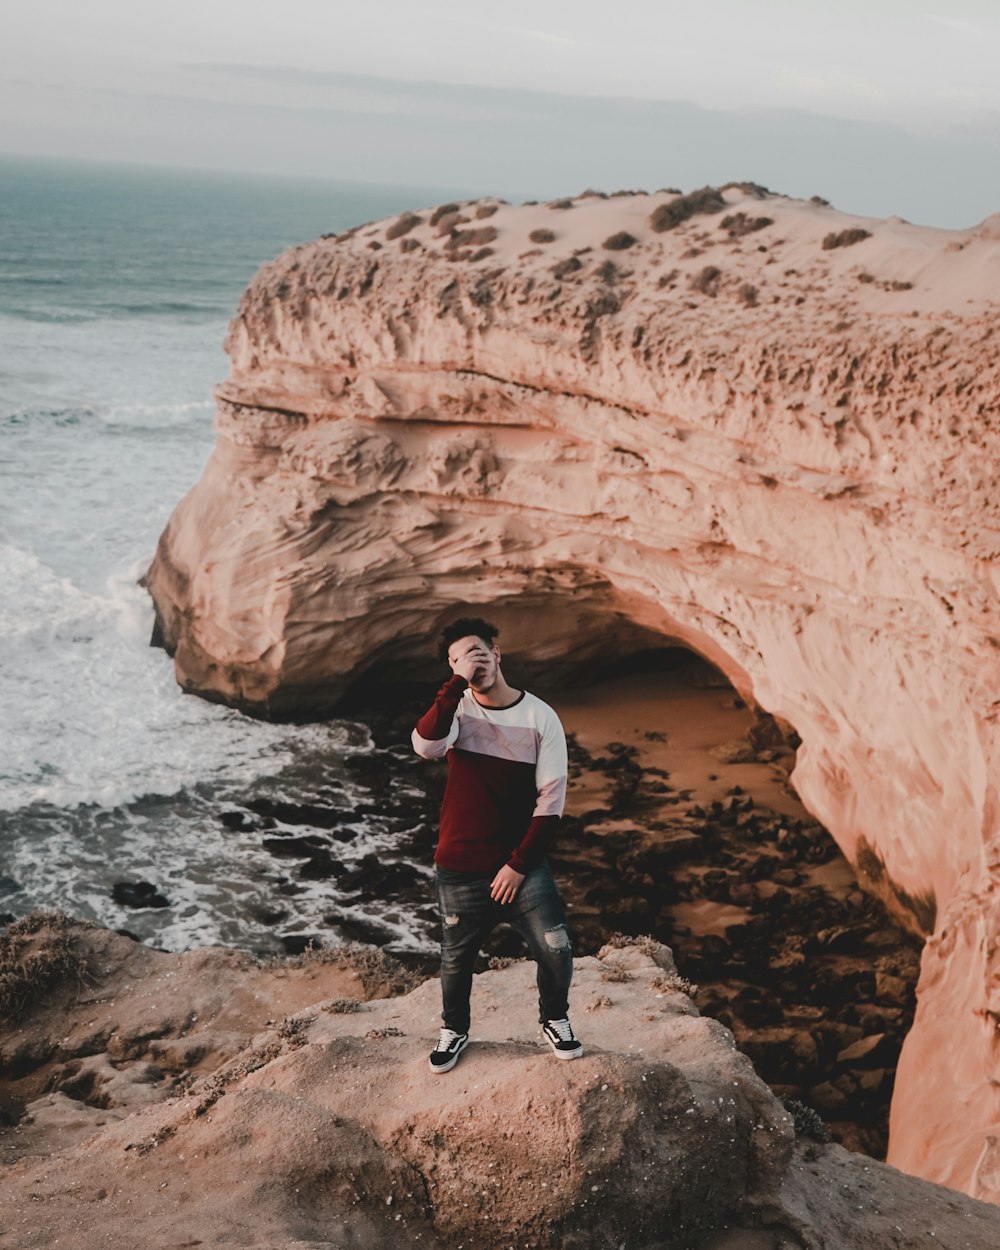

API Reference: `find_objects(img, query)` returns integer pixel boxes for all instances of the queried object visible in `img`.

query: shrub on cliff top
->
[445,226,499,251]
[719,180,771,199]
[529,228,556,244]
[720,212,773,237]
[385,212,423,240]
[429,202,461,227]
[649,186,726,232]
[603,231,638,250]
[822,228,871,250]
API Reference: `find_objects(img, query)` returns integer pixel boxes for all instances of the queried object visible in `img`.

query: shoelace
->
[547,1018,574,1041]
[434,1029,463,1051]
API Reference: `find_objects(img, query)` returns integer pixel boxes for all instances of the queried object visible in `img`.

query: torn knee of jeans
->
[543,924,571,951]
[444,913,461,927]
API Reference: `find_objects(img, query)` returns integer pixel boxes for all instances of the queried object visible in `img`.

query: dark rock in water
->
[247,798,358,837]
[0,877,22,899]
[111,882,170,909]
[262,833,331,859]
[338,854,425,896]
[327,914,399,946]
[220,810,257,832]
[299,851,348,880]
[248,903,289,925]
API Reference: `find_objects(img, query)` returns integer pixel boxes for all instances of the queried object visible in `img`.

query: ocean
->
[0,155,475,955]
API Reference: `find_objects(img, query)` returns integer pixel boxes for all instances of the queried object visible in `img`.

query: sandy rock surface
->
[143,184,1000,1195]
[3,920,1000,1250]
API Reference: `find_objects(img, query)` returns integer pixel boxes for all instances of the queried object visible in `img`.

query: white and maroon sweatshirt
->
[411,674,568,876]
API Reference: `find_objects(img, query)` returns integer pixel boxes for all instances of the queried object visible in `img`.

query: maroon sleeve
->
[506,814,560,876]
[414,674,468,740]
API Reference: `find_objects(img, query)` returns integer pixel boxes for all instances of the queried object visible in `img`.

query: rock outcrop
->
[143,185,1000,1195]
[4,917,1000,1249]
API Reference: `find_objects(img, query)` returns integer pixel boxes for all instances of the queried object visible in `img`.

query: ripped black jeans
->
[434,860,573,1034]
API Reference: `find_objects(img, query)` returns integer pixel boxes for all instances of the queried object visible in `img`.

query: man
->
[412,616,582,1073]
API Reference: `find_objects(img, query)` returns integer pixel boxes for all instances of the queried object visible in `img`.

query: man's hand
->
[490,864,525,904]
[451,642,490,684]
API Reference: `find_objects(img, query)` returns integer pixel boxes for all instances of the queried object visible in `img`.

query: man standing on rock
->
[412,616,582,1072]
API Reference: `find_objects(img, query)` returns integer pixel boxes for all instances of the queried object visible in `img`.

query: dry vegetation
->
[603,231,638,251]
[0,911,92,1020]
[720,212,774,238]
[385,212,422,241]
[822,228,872,250]
[650,186,727,232]
[529,228,556,244]
[690,265,723,296]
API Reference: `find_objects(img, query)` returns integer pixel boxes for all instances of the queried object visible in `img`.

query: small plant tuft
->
[551,256,583,280]
[783,1098,832,1144]
[651,972,700,998]
[475,203,500,219]
[322,997,363,1014]
[737,283,758,306]
[690,265,723,296]
[822,228,871,250]
[529,228,556,244]
[720,212,773,238]
[603,231,638,251]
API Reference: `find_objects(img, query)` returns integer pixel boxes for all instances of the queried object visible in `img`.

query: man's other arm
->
[506,710,568,875]
[411,674,467,759]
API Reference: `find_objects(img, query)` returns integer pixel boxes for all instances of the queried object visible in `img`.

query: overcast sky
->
[3,0,999,226]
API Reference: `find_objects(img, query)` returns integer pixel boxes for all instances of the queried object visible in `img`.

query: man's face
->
[447,634,500,692]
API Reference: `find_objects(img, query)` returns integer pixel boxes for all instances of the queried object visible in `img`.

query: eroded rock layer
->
[144,186,1000,1195]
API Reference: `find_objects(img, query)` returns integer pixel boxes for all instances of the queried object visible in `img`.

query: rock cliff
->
[4,915,1000,1249]
[143,185,1000,1195]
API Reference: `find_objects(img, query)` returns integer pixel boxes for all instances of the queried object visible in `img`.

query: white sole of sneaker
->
[546,1041,583,1060]
[428,1036,468,1073]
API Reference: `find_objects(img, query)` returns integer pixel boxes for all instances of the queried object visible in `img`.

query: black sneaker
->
[428,1028,469,1073]
[543,1017,583,1060]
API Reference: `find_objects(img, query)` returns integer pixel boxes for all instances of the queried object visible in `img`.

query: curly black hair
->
[437,617,499,662]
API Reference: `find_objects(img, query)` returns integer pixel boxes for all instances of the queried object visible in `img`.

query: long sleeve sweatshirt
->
[411,674,568,875]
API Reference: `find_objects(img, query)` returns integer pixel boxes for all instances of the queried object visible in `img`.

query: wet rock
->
[111,882,170,910]
[247,798,358,837]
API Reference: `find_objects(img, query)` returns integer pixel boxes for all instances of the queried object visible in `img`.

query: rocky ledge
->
[3,915,1000,1250]
[142,183,1000,1195]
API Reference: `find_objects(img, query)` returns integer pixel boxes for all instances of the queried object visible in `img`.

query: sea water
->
[0,155,474,952]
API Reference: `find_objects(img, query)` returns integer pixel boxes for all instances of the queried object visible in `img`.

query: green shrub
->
[529,228,556,244]
[603,231,638,250]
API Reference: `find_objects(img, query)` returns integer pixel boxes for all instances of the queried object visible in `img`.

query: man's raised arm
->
[411,674,467,759]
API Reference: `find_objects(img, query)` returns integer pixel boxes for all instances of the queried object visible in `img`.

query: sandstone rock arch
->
[145,187,1000,1197]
